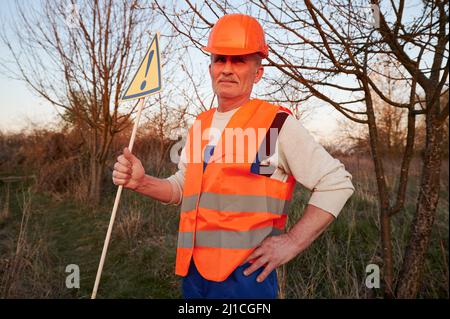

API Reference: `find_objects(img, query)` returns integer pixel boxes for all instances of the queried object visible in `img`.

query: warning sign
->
[121,34,162,101]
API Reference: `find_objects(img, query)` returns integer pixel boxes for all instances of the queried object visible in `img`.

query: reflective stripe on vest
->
[181,192,289,215]
[178,227,284,249]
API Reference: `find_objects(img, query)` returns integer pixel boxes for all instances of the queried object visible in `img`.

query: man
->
[112,14,354,299]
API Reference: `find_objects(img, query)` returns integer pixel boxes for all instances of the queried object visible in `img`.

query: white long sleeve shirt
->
[164,107,354,218]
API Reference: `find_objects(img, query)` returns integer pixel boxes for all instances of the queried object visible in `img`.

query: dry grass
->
[0,183,10,224]
[0,186,53,298]
[116,205,145,242]
[0,128,447,298]
[279,155,449,299]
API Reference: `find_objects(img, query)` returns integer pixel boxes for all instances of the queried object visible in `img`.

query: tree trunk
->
[88,130,103,206]
[396,108,445,298]
[380,209,394,298]
[364,86,394,298]
[88,157,104,206]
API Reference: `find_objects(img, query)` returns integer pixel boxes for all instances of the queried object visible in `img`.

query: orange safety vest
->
[175,99,296,282]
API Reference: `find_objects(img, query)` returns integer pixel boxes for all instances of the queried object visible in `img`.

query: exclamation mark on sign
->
[140,50,155,91]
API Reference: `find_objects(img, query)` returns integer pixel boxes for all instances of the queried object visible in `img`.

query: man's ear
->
[254,65,264,84]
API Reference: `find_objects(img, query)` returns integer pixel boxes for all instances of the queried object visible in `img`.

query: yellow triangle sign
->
[121,34,162,101]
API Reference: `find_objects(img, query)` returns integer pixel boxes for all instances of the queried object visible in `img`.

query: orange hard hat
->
[202,14,269,58]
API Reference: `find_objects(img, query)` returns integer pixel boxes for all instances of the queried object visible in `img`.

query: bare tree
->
[342,58,411,157]
[157,0,449,298]
[1,0,159,204]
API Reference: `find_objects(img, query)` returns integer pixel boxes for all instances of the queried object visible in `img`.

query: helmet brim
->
[202,46,267,58]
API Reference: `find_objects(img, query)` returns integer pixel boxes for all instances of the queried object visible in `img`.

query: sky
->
[0,0,63,133]
[0,0,426,143]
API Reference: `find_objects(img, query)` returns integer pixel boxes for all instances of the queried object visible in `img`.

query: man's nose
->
[222,58,233,74]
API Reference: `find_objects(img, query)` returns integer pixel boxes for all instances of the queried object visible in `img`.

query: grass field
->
[0,156,448,298]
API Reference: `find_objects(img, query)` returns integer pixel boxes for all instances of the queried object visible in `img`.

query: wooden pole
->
[91,98,145,299]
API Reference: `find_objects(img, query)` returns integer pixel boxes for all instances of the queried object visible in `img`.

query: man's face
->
[209,53,264,100]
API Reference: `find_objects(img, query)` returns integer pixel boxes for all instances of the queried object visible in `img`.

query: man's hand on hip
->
[243,204,335,282]
[242,233,302,283]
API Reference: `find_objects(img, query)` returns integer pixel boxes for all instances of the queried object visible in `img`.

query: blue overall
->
[182,260,278,299]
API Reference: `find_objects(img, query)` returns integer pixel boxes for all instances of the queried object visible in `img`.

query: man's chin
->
[215,90,241,99]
